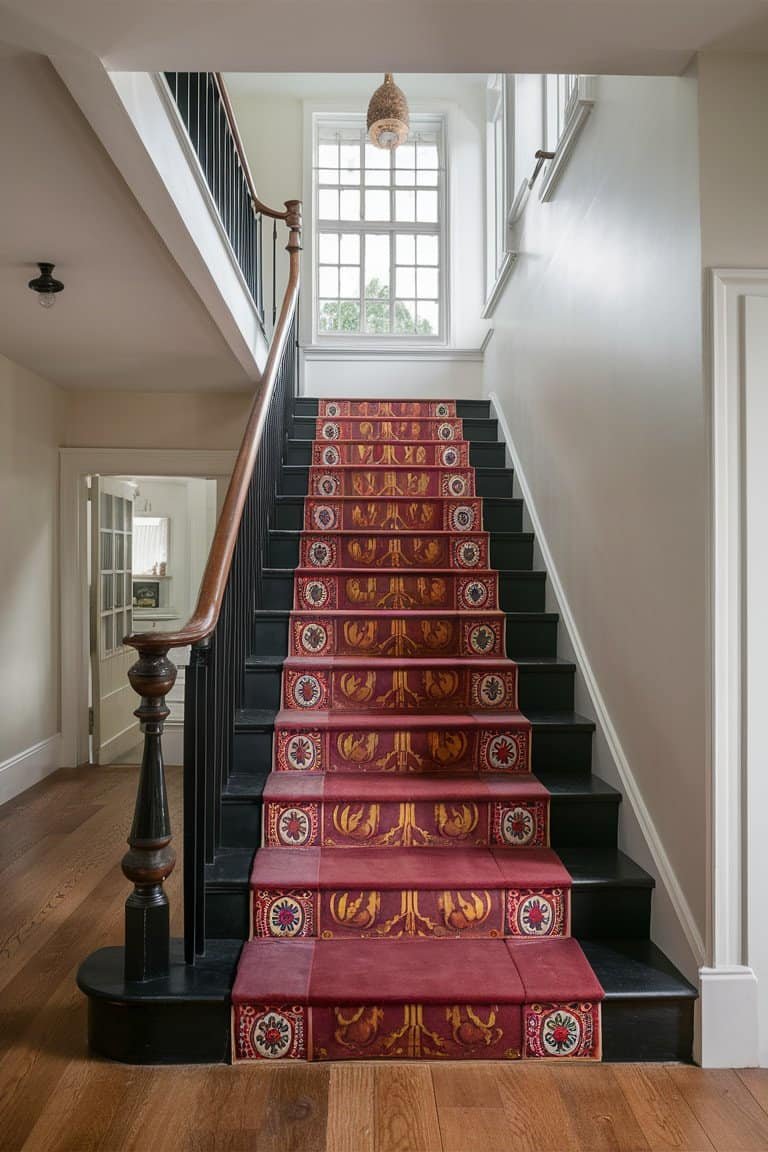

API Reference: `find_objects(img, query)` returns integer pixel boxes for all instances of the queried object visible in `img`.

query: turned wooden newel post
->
[122,645,177,981]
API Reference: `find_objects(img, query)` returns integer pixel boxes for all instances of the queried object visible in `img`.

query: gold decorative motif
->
[435,803,479,840]
[348,538,378,565]
[332,803,381,841]
[375,731,424,772]
[329,890,381,931]
[446,1006,503,1049]
[427,730,469,765]
[423,670,460,700]
[440,891,494,932]
[334,1006,385,1050]
[345,577,378,605]
[339,671,376,704]
[336,731,379,764]
[375,669,423,709]
[378,891,441,937]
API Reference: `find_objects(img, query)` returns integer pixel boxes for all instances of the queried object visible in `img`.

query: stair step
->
[279,464,515,498]
[205,842,648,942]
[292,398,493,420]
[249,845,571,940]
[289,415,500,443]
[253,607,559,660]
[284,437,506,468]
[273,493,522,531]
[232,936,602,1061]
[263,771,547,848]
[232,708,595,776]
[268,528,535,571]
[261,566,548,613]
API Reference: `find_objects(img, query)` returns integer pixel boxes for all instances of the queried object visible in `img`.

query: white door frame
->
[59,448,236,768]
[702,268,768,1066]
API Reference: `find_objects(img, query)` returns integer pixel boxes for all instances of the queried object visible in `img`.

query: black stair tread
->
[253,607,558,622]
[261,566,547,580]
[204,848,254,886]
[280,464,514,476]
[268,528,533,539]
[581,939,697,999]
[234,708,594,732]
[205,847,653,894]
[559,848,653,888]
[223,773,269,800]
[274,493,521,506]
[244,653,575,670]
[536,770,621,800]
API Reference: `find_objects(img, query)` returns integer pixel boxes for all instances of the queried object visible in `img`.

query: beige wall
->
[698,52,768,268]
[484,75,706,977]
[0,354,63,764]
[63,389,251,450]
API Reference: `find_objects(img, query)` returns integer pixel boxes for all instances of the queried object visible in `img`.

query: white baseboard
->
[0,733,63,807]
[698,967,759,1067]
[488,391,706,977]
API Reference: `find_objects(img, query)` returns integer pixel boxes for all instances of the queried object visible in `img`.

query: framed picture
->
[133,580,160,609]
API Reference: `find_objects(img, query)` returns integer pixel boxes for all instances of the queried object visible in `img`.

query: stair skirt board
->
[230,398,610,1064]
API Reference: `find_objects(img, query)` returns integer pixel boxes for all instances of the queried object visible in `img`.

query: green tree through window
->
[319,278,433,336]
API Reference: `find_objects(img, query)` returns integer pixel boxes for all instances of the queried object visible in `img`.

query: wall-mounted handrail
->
[529,149,556,190]
[117,76,302,981]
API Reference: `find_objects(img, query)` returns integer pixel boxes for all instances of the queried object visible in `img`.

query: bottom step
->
[232,937,602,1061]
[76,937,696,1064]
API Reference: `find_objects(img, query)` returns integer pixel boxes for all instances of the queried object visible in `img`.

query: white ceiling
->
[0,52,251,391]
[2,0,768,75]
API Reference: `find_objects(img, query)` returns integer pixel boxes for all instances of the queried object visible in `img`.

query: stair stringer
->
[488,390,704,986]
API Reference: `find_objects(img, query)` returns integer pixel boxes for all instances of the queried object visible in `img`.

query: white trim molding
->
[539,76,596,203]
[482,251,518,319]
[0,734,62,807]
[59,448,237,769]
[301,344,484,363]
[707,267,768,1066]
[488,391,706,976]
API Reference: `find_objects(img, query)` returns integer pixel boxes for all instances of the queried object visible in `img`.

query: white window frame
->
[309,111,448,346]
[485,74,514,306]
[539,74,596,202]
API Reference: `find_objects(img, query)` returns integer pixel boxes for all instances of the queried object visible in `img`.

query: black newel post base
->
[124,886,171,982]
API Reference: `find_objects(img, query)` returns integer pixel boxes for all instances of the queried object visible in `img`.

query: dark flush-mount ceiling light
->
[28,262,64,309]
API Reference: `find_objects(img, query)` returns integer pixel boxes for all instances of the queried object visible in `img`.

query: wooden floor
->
[2,764,768,1152]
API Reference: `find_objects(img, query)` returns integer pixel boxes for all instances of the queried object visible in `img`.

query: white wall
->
[698,52,768,268]
[227,75,488,398]
[0,354,63,799]
[484,74,706,979]
[63,389,251,450]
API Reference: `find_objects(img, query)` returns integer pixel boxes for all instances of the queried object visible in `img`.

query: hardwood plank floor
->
[2,761,768,1152]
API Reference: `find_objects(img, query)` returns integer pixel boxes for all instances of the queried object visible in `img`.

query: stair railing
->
[121,77,301,981]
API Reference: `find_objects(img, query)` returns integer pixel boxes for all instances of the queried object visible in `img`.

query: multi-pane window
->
[313,115,445,340]
[485,75,512,296]
[544,74,579,151]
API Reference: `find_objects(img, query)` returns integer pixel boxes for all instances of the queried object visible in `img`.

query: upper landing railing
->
[118,72,301,981]
[164,71,285,325]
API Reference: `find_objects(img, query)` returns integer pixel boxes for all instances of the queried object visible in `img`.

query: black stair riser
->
[218,793,618,854]
[279,468,515,499]
[231,724,593,778]
[250,613,557,661]
[292,398,493,420]
[267,532,535,573]
[289,417,499,443]
[260,571,547,613]
[602,999,694,1062]
[272,499,522,533]
[284,440,507,468]
[203,881,648,943]
[244,663,575,714]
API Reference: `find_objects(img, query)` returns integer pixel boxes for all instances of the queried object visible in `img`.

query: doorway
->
[87,474,218,765]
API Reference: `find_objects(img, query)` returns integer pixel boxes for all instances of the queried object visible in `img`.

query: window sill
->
[481,251,518,319]
[301,344,484,362]
[539,76,597,203]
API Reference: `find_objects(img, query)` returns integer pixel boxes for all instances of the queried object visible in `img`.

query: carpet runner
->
[233,398,604,1062]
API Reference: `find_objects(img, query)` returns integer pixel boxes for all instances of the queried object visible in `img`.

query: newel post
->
[122,646,177,981]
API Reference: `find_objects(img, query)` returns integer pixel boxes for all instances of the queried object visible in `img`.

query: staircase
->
[217,397,695,1063]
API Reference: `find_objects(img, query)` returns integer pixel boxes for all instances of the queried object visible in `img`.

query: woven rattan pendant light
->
[367,73,409,150]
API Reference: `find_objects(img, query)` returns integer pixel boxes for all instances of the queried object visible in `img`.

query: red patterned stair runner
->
[233,398,603,1062]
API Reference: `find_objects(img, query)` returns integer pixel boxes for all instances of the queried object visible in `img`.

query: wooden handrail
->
[213,73,292,223]
[124,200,301,658]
